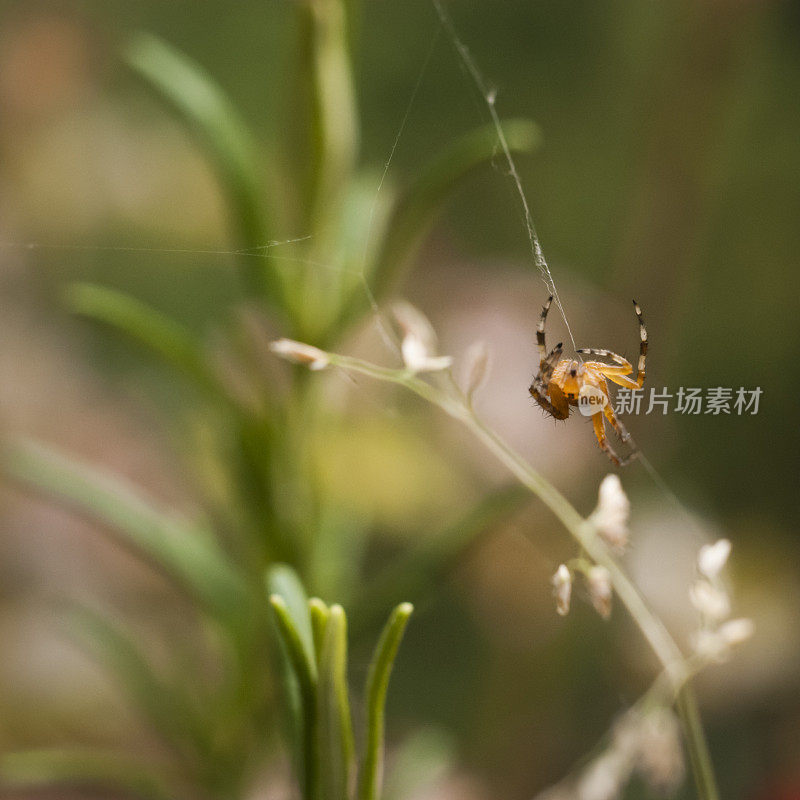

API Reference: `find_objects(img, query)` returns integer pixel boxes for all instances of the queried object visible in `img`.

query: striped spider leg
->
[530,297,648,466]
[577,301,648,465]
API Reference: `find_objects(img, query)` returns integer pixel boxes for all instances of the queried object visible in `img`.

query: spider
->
[528,296,648,466]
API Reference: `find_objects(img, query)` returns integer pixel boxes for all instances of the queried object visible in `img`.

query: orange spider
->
[528,296,647,466]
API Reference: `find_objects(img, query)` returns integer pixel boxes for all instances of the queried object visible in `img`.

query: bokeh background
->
[1,1,799,799]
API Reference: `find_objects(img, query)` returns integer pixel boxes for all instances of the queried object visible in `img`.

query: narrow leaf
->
[318,604,355,800]
[269,594,319,800]
[2,439,246,621]
[266,566,321,798]
[269,595,318,703]
[123,32,279,304]
[309,597,331,661]
[65,282,226,401]
[266,564,317,672]
[357,603,414,800]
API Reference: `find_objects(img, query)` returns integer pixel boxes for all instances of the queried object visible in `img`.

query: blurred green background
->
[0,1,798,799]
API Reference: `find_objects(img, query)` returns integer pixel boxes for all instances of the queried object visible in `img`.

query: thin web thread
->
[0,11,701,534]
[0,235,312,259]
[431,0,579,355]
[0,237,378,279]
[431,0,711,537]
[357,25,441,357]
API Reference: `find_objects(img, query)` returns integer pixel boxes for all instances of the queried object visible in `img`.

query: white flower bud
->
[691,629,727,662]
[393,301,453,373]
[689,580,730,622]
[697,539,731,579]
[691,621,752,662]
[552,564,572,617]
[589,474,630,549]
[718,617,755,647]
[461,340,491,401]
[393,300,436,351]
[400,336,453,373]
[269,338,330,370]
[587,565,613,620]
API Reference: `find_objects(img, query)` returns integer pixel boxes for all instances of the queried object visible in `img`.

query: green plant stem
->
[329,355,683,668]
[677,686,720,800]
[321,352,718,800]
[301,0,359,221]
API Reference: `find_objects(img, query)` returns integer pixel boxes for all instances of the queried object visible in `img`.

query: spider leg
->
[582,362,637,392]
[541,341,562,379]
[603,406,639,465]
[575,348,631,371]
[604,373,642,390]
[578,301,648,388]
[537,295,554,364]
[632,299,647,388]
[590,411,621,466]
[529,380,567,419]
[531,341,563,390]
[529,341,569,419]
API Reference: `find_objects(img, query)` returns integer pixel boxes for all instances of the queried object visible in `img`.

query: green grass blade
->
[318,604,355,800]
[2,440,246,620]
[65,282,226,401]
[268,594,318,712]
[373,119,542,299]
[269,593,319,800]
[267,566,320,799]
[266,564,317,672]
[357,603,414,800]
[0,750,174,800]
[309,597,331,660]
[123,32,279,304]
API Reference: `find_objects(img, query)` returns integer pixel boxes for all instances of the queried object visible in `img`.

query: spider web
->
[0,1,700,536]
[409,2,702,535]
[430,0,579,355]
[2,2,581,350]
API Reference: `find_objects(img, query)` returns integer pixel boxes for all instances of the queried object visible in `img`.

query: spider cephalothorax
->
[529,296,647,466]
